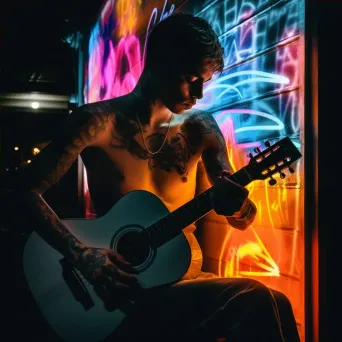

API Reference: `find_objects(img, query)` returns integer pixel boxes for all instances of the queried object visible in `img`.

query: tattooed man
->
[2,13,300,342]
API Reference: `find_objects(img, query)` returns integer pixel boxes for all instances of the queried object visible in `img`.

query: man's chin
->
[171,104,190,114]
[173,109,186,114]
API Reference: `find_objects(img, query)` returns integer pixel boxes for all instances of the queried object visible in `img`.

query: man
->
[3,13,300,342]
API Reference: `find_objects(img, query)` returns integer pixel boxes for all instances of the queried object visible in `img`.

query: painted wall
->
[83,0,305,339]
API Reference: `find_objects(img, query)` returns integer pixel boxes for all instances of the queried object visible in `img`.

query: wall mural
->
[83,0,304,338]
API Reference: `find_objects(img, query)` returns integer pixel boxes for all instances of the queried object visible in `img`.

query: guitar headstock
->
[245,137,302,185]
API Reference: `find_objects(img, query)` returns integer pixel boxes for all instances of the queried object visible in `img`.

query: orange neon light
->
[221,228,280,278]
[215,117,302,280]
[115,0,140,37]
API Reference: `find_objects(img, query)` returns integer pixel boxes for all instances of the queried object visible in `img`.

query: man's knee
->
[231,277,270,294]
[225,278,292,312]
[269,288,295,313]
[217,278,275,308]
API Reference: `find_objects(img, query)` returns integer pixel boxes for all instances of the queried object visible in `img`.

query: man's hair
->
[145,13,224,74]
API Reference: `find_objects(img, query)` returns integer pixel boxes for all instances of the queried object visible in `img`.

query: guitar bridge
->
[59,258,94,311]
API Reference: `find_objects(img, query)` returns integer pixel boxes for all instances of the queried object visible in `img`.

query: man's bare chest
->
[81,128,203,212]
[109,118,204,176]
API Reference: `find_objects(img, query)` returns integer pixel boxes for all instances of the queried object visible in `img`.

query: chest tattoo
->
[111,112,211,181]
[146,133,190,181]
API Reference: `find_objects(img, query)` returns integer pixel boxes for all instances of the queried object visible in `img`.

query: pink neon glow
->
[87,34,143,103]
[217,116,236,145]
[100,0,114,24]
[239,19,254,55]
[87,38,104,103]
[276,41,299,89]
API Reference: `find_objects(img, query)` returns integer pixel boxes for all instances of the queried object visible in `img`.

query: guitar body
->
[23,190,192,342]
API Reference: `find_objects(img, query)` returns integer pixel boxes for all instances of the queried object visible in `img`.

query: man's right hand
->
[75,247,141,306]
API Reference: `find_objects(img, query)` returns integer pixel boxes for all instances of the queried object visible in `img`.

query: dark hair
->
[145,13,224,75]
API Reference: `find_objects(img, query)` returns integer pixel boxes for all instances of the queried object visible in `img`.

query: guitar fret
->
[150,224,159,244]
[145,188,213,247]
[154,222,164,242]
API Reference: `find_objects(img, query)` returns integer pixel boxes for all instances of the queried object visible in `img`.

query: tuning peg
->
[279,172,286,179]
[254,147,261,153]
[247,152,253,158]
[265,140,271,147]
[288,166,294,173]
[269,177,277,186]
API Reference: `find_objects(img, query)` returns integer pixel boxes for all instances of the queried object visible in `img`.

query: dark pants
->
[2,253,300,341]
[109,276,300,342]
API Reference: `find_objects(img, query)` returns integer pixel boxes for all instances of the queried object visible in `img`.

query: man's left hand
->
[211,170,249,217]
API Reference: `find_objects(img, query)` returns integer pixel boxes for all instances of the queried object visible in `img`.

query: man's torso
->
[79,96,209,278]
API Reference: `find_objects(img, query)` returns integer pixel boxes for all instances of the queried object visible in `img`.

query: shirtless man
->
[3,13,300,342]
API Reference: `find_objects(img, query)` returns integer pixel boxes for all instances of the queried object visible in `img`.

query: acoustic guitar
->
[22,136,302,341]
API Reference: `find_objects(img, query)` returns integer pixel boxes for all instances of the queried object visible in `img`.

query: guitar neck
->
[142,166,252,247]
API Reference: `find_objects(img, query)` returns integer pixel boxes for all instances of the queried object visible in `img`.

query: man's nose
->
[191,82,204,99]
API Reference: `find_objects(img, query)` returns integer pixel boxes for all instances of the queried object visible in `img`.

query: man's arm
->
[2,106,112,263]
[199,113,257,231]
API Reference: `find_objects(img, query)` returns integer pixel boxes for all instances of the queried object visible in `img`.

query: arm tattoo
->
[12,109,112,259]
[80,248,107,277]
[22,112,111,194]
[198,113,257,229]
[22,193,88,262]
[199,112,233,183]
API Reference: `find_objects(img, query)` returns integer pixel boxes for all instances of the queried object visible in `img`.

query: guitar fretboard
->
[142,166,251,247]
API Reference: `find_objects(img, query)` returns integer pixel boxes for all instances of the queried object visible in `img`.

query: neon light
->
[204,70,290,98]
[222,228,280,278]
[159,0,175,21]
[214,109,285,134]
[143,8,158,64]
[116,0,139,37]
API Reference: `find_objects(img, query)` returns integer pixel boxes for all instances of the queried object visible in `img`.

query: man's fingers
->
[107,250,139,274]
[103,263,141,289]
[222,170,232,177]
[117,268,141,288]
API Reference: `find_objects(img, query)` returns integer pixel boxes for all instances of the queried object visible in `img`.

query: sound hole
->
[116,231,150,267]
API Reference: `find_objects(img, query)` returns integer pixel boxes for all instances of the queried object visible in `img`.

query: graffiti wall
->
[83,0,305,339]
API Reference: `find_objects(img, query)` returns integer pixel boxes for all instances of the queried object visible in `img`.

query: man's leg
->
[109,277,300,342]
[271,289,301,342]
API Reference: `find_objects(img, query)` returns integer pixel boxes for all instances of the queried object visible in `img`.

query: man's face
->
[157,63,215,114]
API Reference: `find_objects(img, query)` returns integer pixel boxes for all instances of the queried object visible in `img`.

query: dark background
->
[0,0,104,218]
[0,0,104,94]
